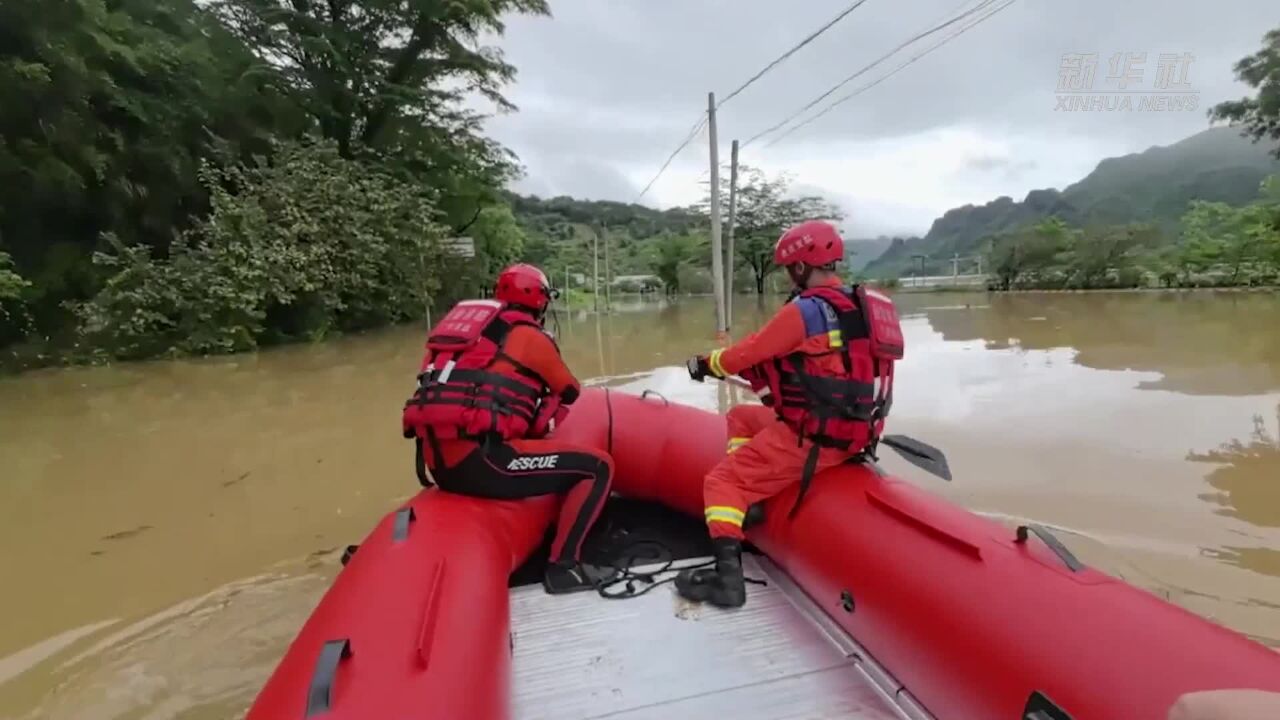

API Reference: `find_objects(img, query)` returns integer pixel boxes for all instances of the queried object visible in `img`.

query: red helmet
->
[773,220,844,268]
[495,263,553,312]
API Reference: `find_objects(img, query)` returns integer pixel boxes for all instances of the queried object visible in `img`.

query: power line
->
[742,0,1003,148]
[764,0,1017,147]
[633,113,707,203]
[632,1,874,203]
[717,0,875,109]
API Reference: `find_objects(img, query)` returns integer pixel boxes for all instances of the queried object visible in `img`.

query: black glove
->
[686,355,712,382]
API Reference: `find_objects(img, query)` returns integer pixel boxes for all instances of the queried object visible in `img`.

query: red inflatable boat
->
[247,387,1280,720]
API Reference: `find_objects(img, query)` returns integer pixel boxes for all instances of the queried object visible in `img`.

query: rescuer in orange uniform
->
[676,220,904,608]
[402,264,613,595]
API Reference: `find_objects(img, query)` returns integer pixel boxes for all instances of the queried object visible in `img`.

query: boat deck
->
[511,555,929,720]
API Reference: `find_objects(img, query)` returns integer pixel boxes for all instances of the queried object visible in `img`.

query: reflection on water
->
[2,291,1280,718]
[1190,405,1280,529]
[921,292,1280,396]
[1187,404,1280,587]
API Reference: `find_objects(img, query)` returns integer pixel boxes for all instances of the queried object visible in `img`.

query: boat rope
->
[592,541,712,600]
[589,538,767,600]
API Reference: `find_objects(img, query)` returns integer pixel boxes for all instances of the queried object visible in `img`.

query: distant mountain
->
[846,237,895,272]
[863,127,1280,277]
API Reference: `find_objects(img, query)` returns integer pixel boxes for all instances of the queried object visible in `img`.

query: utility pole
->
[952,253,959,280]
[707,92,727,336]
[602,226,612,310]
[592,228,600,313]
[725,139,739,330]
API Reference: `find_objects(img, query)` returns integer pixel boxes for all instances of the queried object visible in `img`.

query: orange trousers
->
[703,404,851,540]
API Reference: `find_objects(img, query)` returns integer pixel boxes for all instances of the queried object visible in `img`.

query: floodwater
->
[2,291,1279,718]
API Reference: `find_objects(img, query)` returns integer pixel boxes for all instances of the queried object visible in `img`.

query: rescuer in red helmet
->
[676,220,904,608]
[402,263,613,594]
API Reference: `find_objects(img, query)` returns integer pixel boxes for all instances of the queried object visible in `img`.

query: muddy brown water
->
[2,291,1279,719]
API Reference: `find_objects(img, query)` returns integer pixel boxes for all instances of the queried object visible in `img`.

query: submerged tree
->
[76,141,448,359]
[1062,223,1160,289]
[650,233,708,295]
[987,217,1071,290]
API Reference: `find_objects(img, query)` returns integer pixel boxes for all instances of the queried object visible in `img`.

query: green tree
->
[1158,238,1219,287]
[0,0,297,341]
[76,141,447,360]
[700,166,844,293]
[0,251,30,339]
[1211,28,1280,157]
[1183,201,1258,285]
[0,252,27,304]
[988,217,1071,290]
[1180,179,1280,286]
[213,0,547,227]
[1063,223,1159,288]
[1253,176,1280,272]
[469,204,526,288]
[651,233,707,295]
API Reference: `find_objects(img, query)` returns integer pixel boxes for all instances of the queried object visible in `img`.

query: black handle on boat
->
[640,390,668,406]
[1015,524,1084,573]
[306,638,351,717]
[392,506,416,542]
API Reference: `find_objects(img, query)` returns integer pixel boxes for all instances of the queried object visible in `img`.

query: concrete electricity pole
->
[725,139,740,330]
[601,225,611,310]
[707,92,727,336]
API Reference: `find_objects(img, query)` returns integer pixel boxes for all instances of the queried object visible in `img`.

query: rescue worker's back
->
[677,220,903,608]
[402,264,613,595]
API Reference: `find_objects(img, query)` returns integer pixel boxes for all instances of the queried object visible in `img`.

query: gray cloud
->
[963,155,1011,172]
[960,154,1037,179]
[510,151,642,201]
[478,0,1276,230]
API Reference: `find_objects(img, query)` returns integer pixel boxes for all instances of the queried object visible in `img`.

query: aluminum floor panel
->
[510,556,907,720]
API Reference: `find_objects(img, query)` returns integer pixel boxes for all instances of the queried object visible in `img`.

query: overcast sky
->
[478,0,1275,237]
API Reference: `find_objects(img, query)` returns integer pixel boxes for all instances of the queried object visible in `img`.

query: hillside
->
[846,237,895,272]
[507,194,702,240]
[506,193,705,279]
[863,127,1280,277]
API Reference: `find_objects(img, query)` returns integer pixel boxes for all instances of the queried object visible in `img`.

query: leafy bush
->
[677,264,715,294]
[1114,266,1146,288]
[75,141,449,360]
[0,251,32,343]
[0,252,27,305]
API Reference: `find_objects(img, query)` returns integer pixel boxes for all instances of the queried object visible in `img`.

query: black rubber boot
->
[674,538,746,608]
[542,561,603,595]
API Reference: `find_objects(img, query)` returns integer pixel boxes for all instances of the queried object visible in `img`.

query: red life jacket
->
[401,300,550,479]
[748,284,904,453]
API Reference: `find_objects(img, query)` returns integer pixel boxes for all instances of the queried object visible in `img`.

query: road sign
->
[443,237,475,258]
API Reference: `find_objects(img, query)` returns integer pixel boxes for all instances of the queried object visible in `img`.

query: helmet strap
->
[510,302,547,323]
[786,262,813,289]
